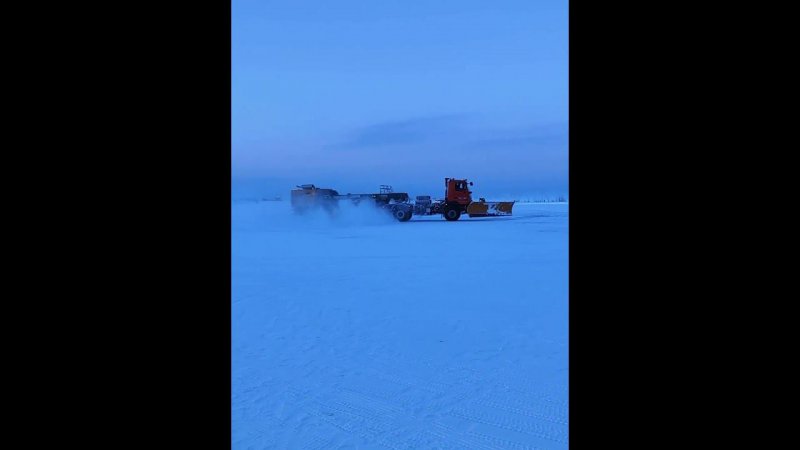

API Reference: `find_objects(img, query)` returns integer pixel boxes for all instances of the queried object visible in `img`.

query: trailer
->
[290,184,414,221]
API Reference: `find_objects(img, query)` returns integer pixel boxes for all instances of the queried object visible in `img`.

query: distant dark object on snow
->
[518,195,568,203]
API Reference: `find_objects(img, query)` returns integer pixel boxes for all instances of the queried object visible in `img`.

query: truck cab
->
[445,178,473,205]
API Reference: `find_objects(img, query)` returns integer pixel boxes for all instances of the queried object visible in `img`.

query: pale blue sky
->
[233,0,568,199]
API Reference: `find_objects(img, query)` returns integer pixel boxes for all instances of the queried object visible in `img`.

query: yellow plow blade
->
[466,201,515,217]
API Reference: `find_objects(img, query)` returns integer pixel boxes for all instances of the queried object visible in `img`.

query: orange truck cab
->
[445,178,473,205]
[440,178,475,220]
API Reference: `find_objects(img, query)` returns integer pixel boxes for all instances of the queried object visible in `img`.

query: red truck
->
[413,178,515,221]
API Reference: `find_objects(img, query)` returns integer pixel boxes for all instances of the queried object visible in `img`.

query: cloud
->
[333,115,567,155]
[333,114,470,149]
[461,122,568,151]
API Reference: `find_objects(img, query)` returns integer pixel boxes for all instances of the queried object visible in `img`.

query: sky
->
[232,0,568,200]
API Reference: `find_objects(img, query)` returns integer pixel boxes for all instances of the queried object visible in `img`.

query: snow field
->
[232,200,568,449]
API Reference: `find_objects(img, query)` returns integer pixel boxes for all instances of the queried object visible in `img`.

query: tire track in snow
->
[281,367,529,450]
[431,421,544,450]
[487,371,570,411]
[286,384,418,450]
[467,395,569,426]
[448,407,569,446]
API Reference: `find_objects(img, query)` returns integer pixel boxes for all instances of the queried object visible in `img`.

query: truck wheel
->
[444,207,461,221]
[394,208,412,222]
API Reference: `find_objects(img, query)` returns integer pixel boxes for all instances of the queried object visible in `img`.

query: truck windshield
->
[455,182,467,191]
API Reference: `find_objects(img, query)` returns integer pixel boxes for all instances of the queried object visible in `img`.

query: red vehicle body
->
[445,178,473,205]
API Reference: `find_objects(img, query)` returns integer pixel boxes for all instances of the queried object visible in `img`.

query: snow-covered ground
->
[232,200,569,449]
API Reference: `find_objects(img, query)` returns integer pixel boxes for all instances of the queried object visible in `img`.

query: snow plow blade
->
[466,201,515,217]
